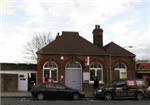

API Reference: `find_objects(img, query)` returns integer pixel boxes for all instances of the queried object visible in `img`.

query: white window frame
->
[89,62,103,84]
[66,61,82,69]
[43,61,58,83]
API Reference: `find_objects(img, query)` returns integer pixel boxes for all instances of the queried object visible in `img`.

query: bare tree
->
[24,32,53,63]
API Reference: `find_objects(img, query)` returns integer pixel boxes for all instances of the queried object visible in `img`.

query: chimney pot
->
[56,32,60,39]
[95,25,98,29]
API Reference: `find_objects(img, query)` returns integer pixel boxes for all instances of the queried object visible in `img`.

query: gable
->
[104,42,135,56]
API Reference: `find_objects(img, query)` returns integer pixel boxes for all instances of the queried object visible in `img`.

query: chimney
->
[92,25,103,47]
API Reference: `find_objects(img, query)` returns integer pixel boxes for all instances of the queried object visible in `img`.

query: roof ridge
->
[104,42,135,56]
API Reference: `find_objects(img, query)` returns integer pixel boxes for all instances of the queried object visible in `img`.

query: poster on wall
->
[83,72,90,81]
[120,72,127,79]
[120,69,127,79]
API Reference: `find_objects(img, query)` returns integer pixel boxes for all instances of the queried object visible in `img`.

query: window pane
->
[90,62,102,68]
[44,69,50,82]
[115,63,126,68]
[90,70,95,81]
[97,70,101,81]
[44,69,49,77]
[121,64,125,68]
[50,62,57,68]
[44,61,57,68]
[115,70,120,80]
[66,61,81,68]
[97,64,101,68]
[51,70,57,81]
[44,63,49,68]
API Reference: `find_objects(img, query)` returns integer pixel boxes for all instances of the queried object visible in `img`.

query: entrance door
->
[65,61,82,90]
[18,73,28,91]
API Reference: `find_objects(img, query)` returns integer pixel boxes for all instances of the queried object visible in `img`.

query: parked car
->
[145,86,150,98]
[31,83,85,100]
[94,79,146,100]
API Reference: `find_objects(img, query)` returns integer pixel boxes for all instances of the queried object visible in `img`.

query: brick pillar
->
[59,58,65,84]
[37,59,44,84]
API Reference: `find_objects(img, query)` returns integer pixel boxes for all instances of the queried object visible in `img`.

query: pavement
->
[0,92,32,98]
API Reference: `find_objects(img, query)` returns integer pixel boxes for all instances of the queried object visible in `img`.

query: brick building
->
[136,60,150,86]
[37,25,136,92]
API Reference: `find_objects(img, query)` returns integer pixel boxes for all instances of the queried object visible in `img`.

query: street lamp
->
[124,46,133,48]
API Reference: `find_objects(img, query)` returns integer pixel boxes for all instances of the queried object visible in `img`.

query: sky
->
[0,0,150,63]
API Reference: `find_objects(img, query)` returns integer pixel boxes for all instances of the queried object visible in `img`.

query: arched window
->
[66,61,81,68]
[114,63,127,80]
[90,62,103,83]
[43,61,58,82]
[115,63,126,68]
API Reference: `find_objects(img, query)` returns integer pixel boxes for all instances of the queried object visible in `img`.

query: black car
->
[31,83,84,100]
[94,79,146,100]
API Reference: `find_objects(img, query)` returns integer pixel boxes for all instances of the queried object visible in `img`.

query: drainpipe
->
[109,54,112,81]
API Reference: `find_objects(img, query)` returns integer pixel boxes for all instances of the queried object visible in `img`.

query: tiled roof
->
[0,63,37,71]
[37,31,107,55]
[104,42,135,56]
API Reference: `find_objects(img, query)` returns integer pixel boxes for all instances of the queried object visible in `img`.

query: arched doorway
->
[114,63,127,80]
[65,61,82,90]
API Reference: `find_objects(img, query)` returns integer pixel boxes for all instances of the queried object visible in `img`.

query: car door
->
[46,84,58,99]
[115,86,127,98]
[114,81,128,98]
[126,88,136,98]
[54,84,71,99]
[126,80,137,98]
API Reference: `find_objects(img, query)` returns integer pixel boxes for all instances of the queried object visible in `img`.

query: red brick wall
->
[111,56,136,80]
[37,54,135,91]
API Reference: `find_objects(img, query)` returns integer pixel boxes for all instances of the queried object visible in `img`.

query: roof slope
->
[37,31,106,55]
[104,42,135,56]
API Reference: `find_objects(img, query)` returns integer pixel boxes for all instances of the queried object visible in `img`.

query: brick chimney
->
[92,25,103,47]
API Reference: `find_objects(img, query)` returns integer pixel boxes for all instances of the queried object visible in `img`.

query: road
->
[1,97,150,105]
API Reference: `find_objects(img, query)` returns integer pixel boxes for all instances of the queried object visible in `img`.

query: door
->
[18,73,28,91]
[65,68,82,90]
[2,74,18,92]
[65,61,82,90]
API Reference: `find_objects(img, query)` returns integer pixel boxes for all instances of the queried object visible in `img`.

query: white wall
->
[0,70,36,91]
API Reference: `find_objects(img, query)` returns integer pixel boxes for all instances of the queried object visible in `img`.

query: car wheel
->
[36,93,44,100]
[104,92,112,101]
[136,92,144,100]
[73,93,80,100]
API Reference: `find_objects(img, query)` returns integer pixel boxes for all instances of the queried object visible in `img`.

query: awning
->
[136,70,150,74]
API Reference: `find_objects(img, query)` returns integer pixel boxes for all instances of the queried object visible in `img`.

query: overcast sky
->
[0,0,150,63]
